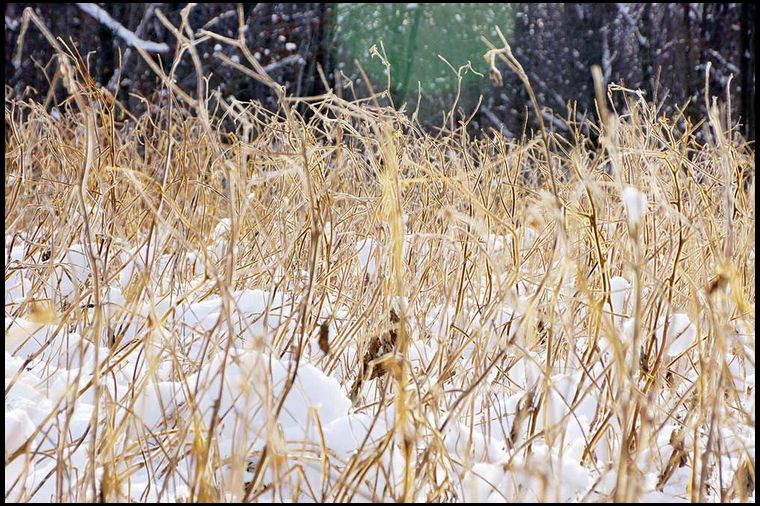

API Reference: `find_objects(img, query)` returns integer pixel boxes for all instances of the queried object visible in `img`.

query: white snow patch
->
[622,186,647,231]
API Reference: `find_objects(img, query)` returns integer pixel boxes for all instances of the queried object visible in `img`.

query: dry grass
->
[5,9,755,503]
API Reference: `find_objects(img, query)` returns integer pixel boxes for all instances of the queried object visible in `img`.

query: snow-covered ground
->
[5,223,754,502]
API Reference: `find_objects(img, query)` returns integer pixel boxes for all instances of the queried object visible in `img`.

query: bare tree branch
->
[76,3,170,53]
[481,104,515,137]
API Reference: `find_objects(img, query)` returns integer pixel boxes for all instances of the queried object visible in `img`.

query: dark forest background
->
[4,3,756,139]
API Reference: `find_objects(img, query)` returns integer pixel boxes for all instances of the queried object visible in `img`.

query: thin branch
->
[481,104,515,137]
[75,3,170,53]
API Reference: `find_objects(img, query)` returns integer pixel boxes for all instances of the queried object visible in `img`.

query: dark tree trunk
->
[683,3,693,101]
[640,4,653,99]
[739,2,755,139]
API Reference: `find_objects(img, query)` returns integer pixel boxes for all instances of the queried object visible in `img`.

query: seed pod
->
[318,321,330,354]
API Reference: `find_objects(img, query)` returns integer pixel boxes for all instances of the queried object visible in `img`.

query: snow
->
[609,275,631,321]
[5,317,51,355]
[5,408,36,455]
[355,236,378,275]
[75,3,170,53]
[444,422,507,464]
[5,15,20,31]
[5,409,37,502]
[262,54,302,73]
[5,273,32,305]
[656,312,697,357]
[458,442,593,502]
[621,186,647,232]
[4,228,753,502]
[177,349,378,498]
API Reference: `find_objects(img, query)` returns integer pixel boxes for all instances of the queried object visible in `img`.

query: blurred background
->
[5,3,755,139]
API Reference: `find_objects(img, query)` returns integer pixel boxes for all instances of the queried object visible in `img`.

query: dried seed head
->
[318,321,330,354]
[28,298,57,324]
[707,272,729,296]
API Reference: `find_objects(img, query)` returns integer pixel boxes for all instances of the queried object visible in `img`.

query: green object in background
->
[333,3,514,124]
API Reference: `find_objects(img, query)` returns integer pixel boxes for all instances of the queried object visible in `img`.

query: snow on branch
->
[201,9,237,31]
[480,105,515,137]
[705,49,740,75]
[75,3,170,53]
[6,15,20,31]
[541,109,570,132]
[615,3,650,49]
[261,54,304,73]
